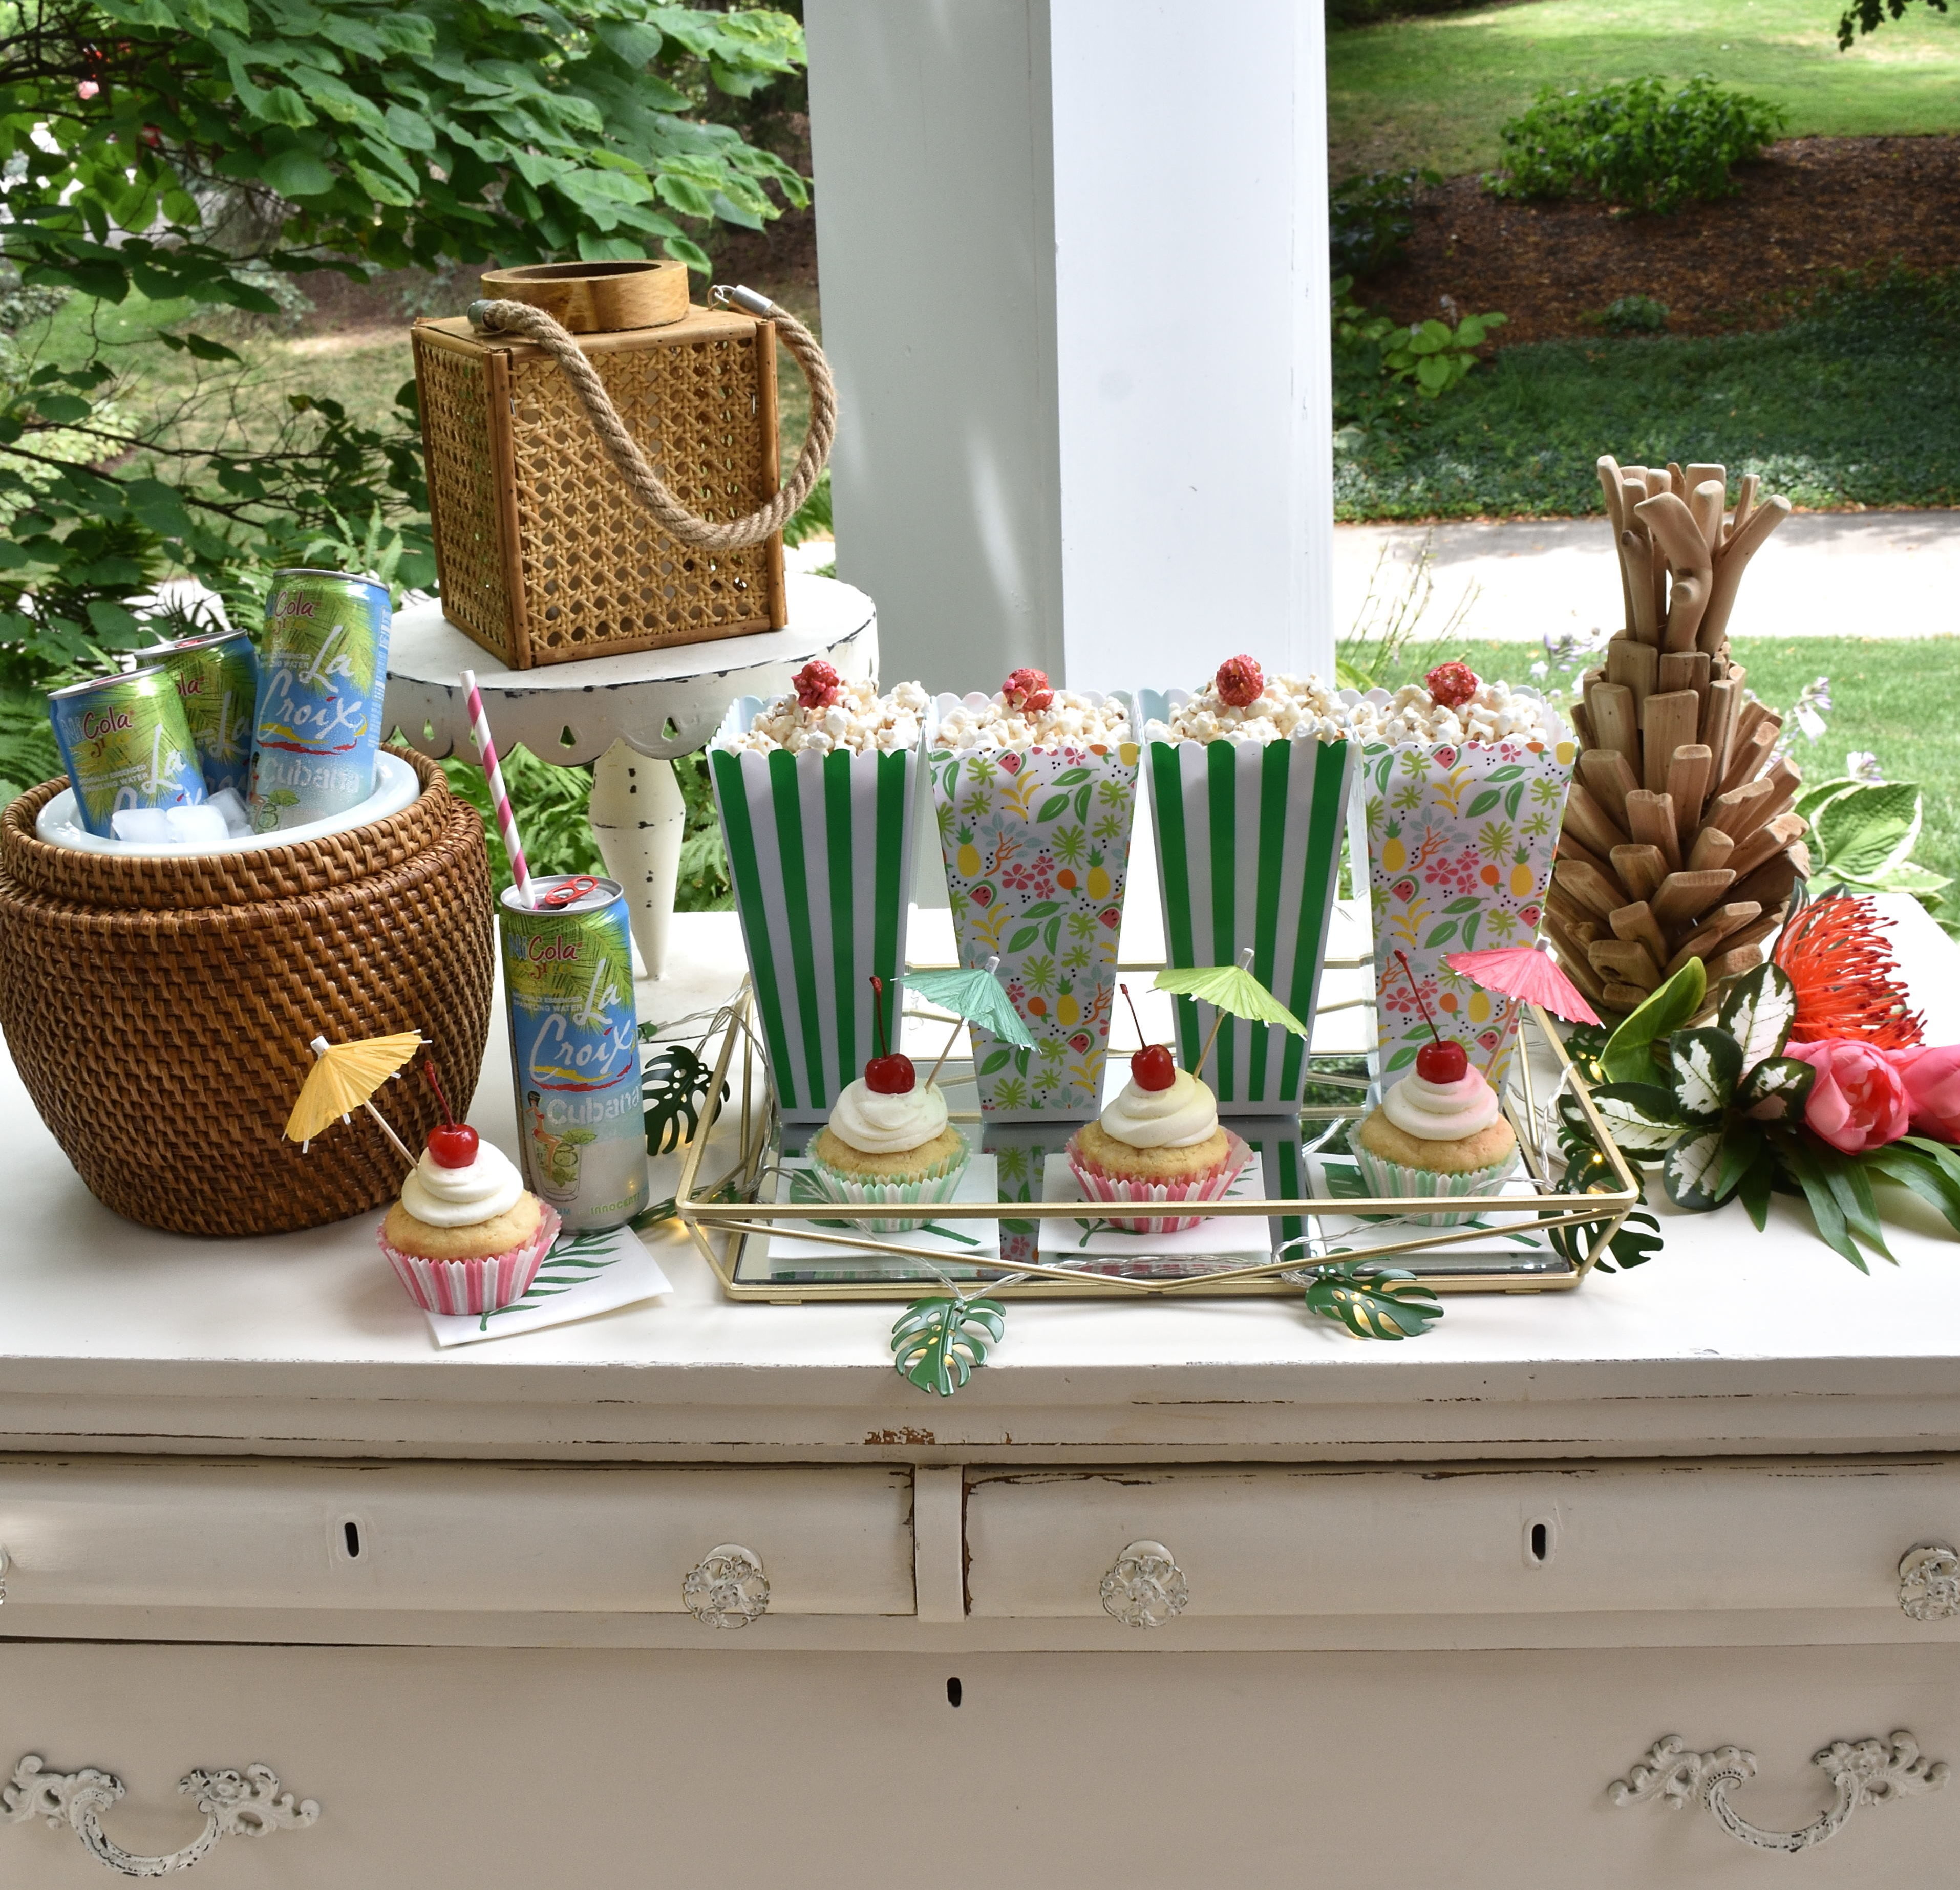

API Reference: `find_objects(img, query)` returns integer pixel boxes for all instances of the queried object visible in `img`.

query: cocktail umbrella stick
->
[306,1035,417,1165]
[926,955,1003,1089]
[1194,949,1255,1078]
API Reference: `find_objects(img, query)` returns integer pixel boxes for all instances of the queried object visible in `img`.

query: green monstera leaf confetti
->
[1302,1261,1443,1340]
[892,1295,1007,1397]
[641,1040,726,1157]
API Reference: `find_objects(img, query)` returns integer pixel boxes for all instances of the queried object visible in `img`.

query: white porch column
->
[805,0,1334,695]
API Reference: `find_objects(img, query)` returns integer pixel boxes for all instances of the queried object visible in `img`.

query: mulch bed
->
[1362,135,1960,346]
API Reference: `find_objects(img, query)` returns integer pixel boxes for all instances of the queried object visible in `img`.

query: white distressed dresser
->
[5,904,1960,1887]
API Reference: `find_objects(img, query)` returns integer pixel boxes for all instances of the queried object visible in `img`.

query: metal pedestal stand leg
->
[588,739,687,980]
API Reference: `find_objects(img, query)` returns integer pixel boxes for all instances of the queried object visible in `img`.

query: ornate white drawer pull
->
[1899,1542,1960,1620]
[1609,1731,1948,1853]
[4,1754,319,1877]
[683,1543,770,1628]
[1100,1540,1188,1629]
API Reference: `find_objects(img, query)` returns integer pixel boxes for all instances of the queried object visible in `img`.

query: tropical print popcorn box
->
[931,690,1139,1119]
[1139,686,1357,1113]
[709,686,926,1123]
[982,1121,1072,1271]
[1352,705,1576,1089]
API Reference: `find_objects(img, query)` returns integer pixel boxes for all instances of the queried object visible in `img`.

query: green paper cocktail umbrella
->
[1153,948,1307,1077]
[907,957,1035,1086]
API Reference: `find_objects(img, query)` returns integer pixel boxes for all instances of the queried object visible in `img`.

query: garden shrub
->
[1486,75,1786,214]
[1330,168,1438,281]
[1594,294,1670,334]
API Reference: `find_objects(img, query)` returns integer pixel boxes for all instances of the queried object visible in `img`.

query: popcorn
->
[1000,666,1055,715]
[932,674,1131,751]
[724,676,931,755]
[1340,677,1566,747]
[1144,657,1567,748]
[1212,653,1264,708]
[1143,666,1348,746]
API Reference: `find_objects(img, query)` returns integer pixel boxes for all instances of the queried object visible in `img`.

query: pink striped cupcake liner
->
[1064,1129,1252,1235]
[379,1204,563,1315]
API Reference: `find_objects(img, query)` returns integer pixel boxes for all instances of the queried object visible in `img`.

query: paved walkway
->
[1333,510,1960,643]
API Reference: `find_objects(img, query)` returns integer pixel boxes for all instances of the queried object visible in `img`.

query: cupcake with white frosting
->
[1352,1033,1519,1227]
[1066,1034,1250,1234]
[378,1113,561,1315]
[805,993,970,1232]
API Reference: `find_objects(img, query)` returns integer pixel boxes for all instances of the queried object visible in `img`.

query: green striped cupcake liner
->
[1349,1143,1519,1228]
[710,699,924,1123]
[1139,693,1357,1112]
[803,1132,971,1233]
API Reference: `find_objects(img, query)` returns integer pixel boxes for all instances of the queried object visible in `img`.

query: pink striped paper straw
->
[460,669,533,907]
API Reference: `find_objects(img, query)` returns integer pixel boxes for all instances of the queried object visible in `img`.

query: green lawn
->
[1438,637,1960,896]
[1335,269,1960,520]
[1329,0,1960,176]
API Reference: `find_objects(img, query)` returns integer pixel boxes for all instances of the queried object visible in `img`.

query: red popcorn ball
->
[1425,661,1479,710]
[1213,654,1264,707]
[793,659,844,711]
[1002,666,1054,714]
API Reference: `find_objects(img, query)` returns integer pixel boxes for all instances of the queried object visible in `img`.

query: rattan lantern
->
[412,263,832,671]
[1548,458,1807,1015]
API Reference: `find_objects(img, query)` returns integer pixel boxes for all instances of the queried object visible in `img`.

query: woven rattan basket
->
[413,305,786,669]
[0,748,494,1237]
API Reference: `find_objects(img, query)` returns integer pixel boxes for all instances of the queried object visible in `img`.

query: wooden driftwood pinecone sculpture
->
[1548,457,1809,1016]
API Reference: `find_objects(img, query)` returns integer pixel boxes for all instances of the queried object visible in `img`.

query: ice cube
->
[110,809,173,843]
[206,787,251,836]
[164,805,230,845]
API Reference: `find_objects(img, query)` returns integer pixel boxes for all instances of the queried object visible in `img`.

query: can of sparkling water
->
[500,875,649,1230]
[135,627,260,798]
[248,568,391,833]
[48,666,208,837]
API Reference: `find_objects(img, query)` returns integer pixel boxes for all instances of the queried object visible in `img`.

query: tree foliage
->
[1838,0,1950,49]
[0,0,807,687]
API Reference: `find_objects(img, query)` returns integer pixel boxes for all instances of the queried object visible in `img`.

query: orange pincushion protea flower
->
[1774,894,1924,1050]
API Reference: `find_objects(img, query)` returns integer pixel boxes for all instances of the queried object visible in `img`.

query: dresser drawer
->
[964,1459,1960,1618]
[3,1640,1957,1887]
[0,1459,916,1617]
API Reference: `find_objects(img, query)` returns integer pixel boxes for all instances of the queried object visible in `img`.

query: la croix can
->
[135,626,260,798]
[48,667,208,837]
[248,567,392,833]
[500,875,649,1230]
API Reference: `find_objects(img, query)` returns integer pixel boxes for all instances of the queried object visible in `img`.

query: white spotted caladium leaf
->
[1669,1027,1743,1124]
[1588,1082,1689,1154]
[1739,1055,1816,1123]
[1718,961,1797,1070]
[1663,1126,1731,1211]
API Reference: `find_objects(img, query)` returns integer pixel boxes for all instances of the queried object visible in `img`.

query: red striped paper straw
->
[460,669,533,907]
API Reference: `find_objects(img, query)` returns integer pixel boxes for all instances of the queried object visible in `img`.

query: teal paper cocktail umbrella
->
[907,957,1035,1086]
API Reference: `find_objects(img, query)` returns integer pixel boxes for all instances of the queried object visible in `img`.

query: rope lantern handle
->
[464,283,836,555]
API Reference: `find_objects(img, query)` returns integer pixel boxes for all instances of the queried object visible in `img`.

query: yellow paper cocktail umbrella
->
[284,1030,425,1162]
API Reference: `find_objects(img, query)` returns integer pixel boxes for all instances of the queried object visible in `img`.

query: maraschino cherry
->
[1393,950,1469,1085]
[421,1058,480,1167]
[864,975,917,1094]
[1120,983,1178,1091]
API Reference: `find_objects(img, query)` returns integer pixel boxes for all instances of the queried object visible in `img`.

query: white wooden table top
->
[4,899,1958,1465]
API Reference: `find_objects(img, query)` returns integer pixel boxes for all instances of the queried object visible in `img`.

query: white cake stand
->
[384,572,878,978]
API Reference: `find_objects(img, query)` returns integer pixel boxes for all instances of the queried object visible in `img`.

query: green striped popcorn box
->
[709,698,925,1123]
[1351,711,1576,1090]
[931,694,1140,1120]
[1139,692,1357,1112]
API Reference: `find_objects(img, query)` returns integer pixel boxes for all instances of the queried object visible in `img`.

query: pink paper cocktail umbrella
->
[1445,943,1601,1028]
